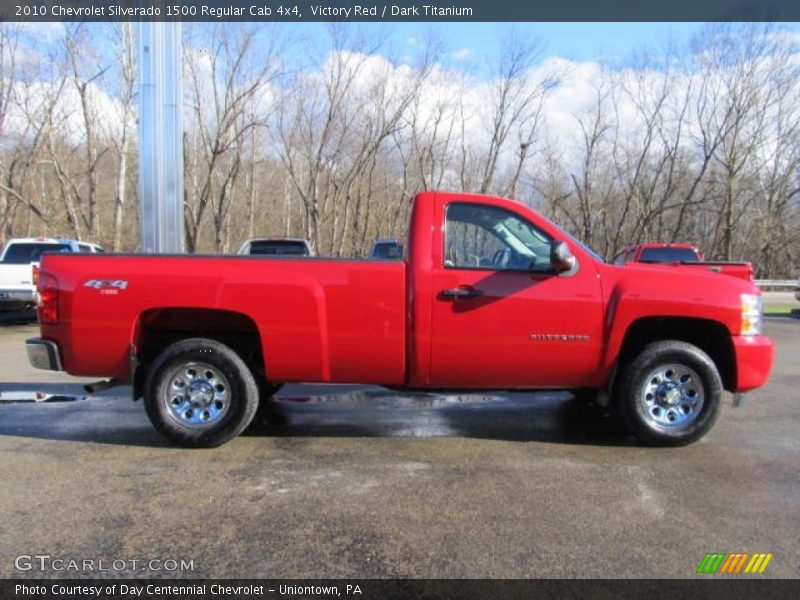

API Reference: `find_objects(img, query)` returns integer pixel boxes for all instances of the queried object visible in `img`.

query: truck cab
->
[406,194,604,389]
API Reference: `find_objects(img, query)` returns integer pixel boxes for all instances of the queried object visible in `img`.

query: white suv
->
[0,238,103,312]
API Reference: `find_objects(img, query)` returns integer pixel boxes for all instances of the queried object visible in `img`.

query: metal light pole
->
[138,21,184,253]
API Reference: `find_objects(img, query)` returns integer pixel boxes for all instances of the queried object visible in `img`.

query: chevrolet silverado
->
[26,192,774,447]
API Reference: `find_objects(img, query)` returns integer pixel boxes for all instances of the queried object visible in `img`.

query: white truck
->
[0,238,103,313]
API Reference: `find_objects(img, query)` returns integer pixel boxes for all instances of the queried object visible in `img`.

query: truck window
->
[1,243,71,264]
[444,203,551,271]
[372,242,403,259]
[247,240,308,256]
[639,247,700,263]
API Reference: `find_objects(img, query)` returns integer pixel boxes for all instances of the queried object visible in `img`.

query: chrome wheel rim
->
[639,363,704,430]
[163,362,230,428]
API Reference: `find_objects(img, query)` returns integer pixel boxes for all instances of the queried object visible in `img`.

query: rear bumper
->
[26,338,63,371]
[0,288,35,308]
[732,335,774,392]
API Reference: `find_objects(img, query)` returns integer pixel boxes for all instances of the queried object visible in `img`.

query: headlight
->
[741,293,762,335]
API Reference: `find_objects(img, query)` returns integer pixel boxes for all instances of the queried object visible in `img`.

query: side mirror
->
[550,241,576,274]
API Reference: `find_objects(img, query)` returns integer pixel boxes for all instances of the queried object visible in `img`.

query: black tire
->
[144,338,259,447]
[616,340,723,447]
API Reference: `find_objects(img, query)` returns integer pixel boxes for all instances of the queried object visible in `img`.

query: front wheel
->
[144,338,259,447]
[616,340,723,446]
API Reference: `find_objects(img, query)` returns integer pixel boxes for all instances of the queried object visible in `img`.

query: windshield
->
[1,243,71,264]
[639,247,699,263]
[247,241,309,256]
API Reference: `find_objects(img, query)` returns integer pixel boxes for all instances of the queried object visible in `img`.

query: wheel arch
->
[132,307,266,399]
[616,316,736,392]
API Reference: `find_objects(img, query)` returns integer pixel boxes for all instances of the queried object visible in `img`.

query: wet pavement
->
[0,319,797,578]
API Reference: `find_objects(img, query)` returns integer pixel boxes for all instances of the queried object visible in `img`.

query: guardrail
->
[755,280,797,290]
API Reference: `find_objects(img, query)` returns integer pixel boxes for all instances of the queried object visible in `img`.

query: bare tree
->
[568,70,617,251]
[183,23,282,252]
[63,24,108,240]
[0,23,797,278]
[478,31,558,196]
[109,22,136,251]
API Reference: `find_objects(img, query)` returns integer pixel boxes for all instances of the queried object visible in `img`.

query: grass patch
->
[763,304,796,316]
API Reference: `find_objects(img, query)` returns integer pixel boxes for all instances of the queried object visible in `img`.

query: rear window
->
[373,242,403,259]
[1,243,71,264]
[247,241,309,256]
[639,247,700,263]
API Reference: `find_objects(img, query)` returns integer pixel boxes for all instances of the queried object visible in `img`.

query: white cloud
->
[14,22,66,44]
[4,26,798,188]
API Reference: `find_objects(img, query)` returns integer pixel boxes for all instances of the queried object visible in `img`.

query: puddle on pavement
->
[0,391,85,403]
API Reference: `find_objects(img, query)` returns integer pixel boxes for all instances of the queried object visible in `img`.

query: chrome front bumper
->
[26,338,63,371]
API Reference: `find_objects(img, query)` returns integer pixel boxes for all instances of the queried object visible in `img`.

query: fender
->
[592,264,743,387]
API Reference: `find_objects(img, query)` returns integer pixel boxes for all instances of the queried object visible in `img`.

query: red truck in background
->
[615,242,755,281]
[26,192,774,447]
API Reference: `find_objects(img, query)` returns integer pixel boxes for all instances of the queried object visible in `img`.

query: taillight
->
[38,272,59,325]
[32,264,39,286]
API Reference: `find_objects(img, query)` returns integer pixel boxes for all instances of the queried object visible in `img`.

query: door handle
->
[440,287,484,299]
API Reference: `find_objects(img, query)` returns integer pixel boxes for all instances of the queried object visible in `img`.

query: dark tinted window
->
[2,243,71,264]
[638,247,700,263]
[78,244,92,253]
[372,242,403,259]
[247,241,309,256]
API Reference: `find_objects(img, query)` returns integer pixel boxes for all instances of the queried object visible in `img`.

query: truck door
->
[429,201,604,388]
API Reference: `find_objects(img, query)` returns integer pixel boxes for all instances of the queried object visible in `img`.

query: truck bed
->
[39,254,407,384]
[675,261,754,281]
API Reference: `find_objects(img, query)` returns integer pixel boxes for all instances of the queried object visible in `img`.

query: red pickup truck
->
[615,242,754,281]
[26,192,774,447]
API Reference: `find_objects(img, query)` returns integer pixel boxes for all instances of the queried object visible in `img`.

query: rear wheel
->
[144,338,258,447]
[616,340,722,446]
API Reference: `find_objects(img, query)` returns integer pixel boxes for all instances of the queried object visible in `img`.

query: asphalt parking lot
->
[0,318,797,579]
